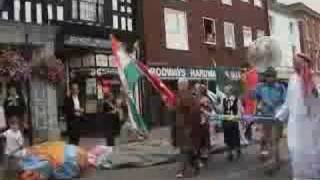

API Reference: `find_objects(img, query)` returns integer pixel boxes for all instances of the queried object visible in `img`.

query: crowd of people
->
[172,53,320,179]
[0,52,319,180]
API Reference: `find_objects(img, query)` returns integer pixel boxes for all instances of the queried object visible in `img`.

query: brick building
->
[142,0,270,126]
[288,3,320,84]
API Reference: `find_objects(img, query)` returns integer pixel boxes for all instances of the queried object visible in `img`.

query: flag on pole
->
[111,36,148,132]
[136,62,176,107]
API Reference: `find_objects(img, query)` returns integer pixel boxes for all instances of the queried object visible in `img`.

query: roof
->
[269,1,293,16]
[287,2,320,19]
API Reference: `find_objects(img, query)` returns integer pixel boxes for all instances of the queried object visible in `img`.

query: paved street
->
[83,142,290,180]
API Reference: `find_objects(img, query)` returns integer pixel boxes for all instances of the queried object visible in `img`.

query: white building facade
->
[269,2,301,79]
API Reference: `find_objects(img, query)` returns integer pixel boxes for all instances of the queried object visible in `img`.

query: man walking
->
[64,82,84,145]
[255,67,286,172]
[174,79,202,178]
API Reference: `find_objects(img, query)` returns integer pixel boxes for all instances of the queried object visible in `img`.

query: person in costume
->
[255,67,286,172]
[275,53,319,180]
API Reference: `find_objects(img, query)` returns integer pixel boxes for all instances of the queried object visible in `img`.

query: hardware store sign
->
[149,67,217,80]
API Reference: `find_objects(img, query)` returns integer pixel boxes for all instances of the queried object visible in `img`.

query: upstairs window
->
[25,1,31,22]
[241,0,249,3]
[222,0,232,6]
[47,4,53,20]
[289,22,294,34]
[254,0,263,8]
[80,0,96,21]
[1,11,8,20]
[243,26,252,47]
[112,0,118,11]
[224,22,236,48]
[14,0,20,21]
[72,0,78,19]
[164,8,189,50]
[79,0,104,22]
[57,6,64,21]
[36,3,42,24]
[203,17,216,45]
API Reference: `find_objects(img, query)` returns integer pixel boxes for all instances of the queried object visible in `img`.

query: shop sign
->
[96,68,118,76]
[64,35,111,49]
[149,67,216,80]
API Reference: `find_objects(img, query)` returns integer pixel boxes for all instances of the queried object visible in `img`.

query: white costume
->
[276,74,320,179]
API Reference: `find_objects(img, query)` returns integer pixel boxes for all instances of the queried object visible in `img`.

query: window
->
[127,0,131,3]
[72,0,78,19]
[269,16,274,33]
[203,18,216,44]
[14,0,20,21]
[289,22,294,34]
[57,6,64,21]
[1,11,8,20]
[79,0,104,22]
[121,17,126,30]
[36,3,42,24]
[257,29,265,38]
[25,1,31,22]
[291,45,296,56]
[80,0,96,21]
[222,0,232,6]
[113,15,119,29]
[112,0,118,11]
[164,8,189,50]
[254,0,263,8]
[224,22,236,48]
[120,6,125,13]
[243,26,252,47]
[127,7,132,14]
[98,1,104,22]
[47,4,53,20]
[127,18,133,31]
[241,0,249,2]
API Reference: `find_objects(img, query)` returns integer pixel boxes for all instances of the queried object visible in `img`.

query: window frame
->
[221,0,232,6]
[36,3,42,24]
[57,5,64,21]
[164,8,189,51]
[224,21,236,49]
[254,0,263,8]
[47,4,53,20]
[202,17,217,45]
[25,1,32,23]
[14,0,20,21]
[243,26,252,47]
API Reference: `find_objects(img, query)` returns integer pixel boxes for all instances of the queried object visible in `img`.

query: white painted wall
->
[269,10,301,70]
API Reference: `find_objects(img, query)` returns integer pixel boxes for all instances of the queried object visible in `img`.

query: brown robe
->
[174,90,202,150]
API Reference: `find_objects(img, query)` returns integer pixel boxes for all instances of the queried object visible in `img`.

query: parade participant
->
[3,83,26,131]
[195,84,212,167]
[275,53,320,180]
[174,79,202,178]
[64,81,84,145]
[222,84,242,161]
[255,67,286,173]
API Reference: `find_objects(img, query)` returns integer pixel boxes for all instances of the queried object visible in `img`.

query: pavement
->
[82,142,290,180]
[81,127,290,180]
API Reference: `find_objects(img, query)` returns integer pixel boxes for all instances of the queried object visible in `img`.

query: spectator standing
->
[64,82,84,145]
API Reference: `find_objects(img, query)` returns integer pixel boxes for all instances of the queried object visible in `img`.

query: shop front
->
[144,66,242,127]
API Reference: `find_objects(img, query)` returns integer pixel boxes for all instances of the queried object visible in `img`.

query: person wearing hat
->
[255,66,286,173]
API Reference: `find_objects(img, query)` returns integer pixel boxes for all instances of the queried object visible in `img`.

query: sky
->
[278,0,320,13]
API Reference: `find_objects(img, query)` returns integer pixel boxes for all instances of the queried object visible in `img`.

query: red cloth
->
[242,68,258,115]
[245,68,258,91]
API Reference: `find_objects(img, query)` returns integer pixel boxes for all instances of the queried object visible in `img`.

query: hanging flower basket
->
[0,50,32,82]
[32,56,65,85]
